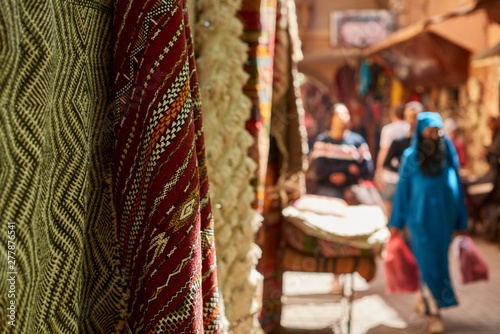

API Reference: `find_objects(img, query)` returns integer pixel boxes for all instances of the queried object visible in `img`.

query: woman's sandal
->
[428,315,444,333]
[415,299,426,316]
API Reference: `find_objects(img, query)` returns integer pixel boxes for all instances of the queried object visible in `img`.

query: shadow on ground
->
[280,327,334,334]
[280,237,500,333]
[280,324,408,334]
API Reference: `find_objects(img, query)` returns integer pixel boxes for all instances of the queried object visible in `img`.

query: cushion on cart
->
[282,204,389,250]
[292,194,348,217]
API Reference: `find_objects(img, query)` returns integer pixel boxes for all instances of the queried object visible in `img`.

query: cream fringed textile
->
[190,1,264,333]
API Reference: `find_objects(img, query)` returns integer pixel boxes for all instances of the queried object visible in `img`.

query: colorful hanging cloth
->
[112,0,221,332]
[239,0,278,212]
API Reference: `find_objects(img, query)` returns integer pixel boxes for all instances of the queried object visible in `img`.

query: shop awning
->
[365,4,488,88]
[366,31,471,88]
[472,41,500,67]
[474,41,500,60]
[475,0,500,24]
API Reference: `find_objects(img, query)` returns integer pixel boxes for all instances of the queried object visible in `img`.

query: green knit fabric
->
[0,1,126,333]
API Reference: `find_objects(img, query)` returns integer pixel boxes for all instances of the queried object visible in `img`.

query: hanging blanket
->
[112,1,221,332]
[239,0,277,212]
[0,1,125,333]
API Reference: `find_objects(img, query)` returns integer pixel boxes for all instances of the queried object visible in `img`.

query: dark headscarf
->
[419,135,446,176]
[411,112,460,176]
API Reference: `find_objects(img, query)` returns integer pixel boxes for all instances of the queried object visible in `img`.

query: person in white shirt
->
[375,104,409,216]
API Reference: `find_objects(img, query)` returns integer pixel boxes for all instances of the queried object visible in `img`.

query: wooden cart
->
[281,195,388,333]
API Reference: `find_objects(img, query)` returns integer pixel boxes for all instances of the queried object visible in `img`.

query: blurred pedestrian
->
[389,112,468,333]
[483,115,500,241]
[310,103,373,199]
[375,104,409,215]
[380,101,423,217]
[486,115,500,171]
[443,118,467,167]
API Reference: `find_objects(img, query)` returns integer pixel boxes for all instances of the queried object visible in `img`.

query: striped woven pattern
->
[112,0,221,332]
[0,1,126,333]
[239,0,278,213]
[258,0,307,331]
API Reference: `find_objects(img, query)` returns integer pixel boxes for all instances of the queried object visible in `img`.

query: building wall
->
[488,23,500,47]
[297,0,390,48]
[403,0,476,26]
[301,0,387,29]
[295,0,391,94]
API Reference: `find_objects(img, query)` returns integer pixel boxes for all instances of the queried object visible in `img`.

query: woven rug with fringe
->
[112,0,221,332]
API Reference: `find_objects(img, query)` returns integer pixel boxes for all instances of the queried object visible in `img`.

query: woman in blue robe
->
[389,112,468,333]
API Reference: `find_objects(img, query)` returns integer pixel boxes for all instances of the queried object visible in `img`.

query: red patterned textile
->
[282,223,373,258]
[112,1,221,332]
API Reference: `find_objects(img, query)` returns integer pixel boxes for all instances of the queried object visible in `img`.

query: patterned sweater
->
[312,131,373,191]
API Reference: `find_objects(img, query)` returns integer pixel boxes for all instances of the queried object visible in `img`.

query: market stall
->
[281,195,389,333]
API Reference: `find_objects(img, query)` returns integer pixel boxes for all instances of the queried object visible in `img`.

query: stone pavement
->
[280,236,500,334]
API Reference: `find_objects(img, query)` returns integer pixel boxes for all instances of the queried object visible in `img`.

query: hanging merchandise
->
[257,0,308,332]
[335,65,357,105]
[240,0,278,214]
[0,1,125,333]
[359,59,371,97]
[192,0,264,332]
[112,1,222,332]
[390,77,404,107]
[377,67,391,97]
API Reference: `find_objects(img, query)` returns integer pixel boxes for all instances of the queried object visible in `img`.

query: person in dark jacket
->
[382,101,423,180]
[484,115,500,240]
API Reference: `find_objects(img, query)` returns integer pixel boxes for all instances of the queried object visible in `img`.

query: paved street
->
[281,236,500,334]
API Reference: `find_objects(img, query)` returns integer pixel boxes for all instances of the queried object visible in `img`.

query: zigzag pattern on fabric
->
[0,1,126,333]
[112,0,221,332]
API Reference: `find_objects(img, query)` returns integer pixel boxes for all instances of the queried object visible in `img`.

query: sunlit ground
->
[281,237,500,334]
